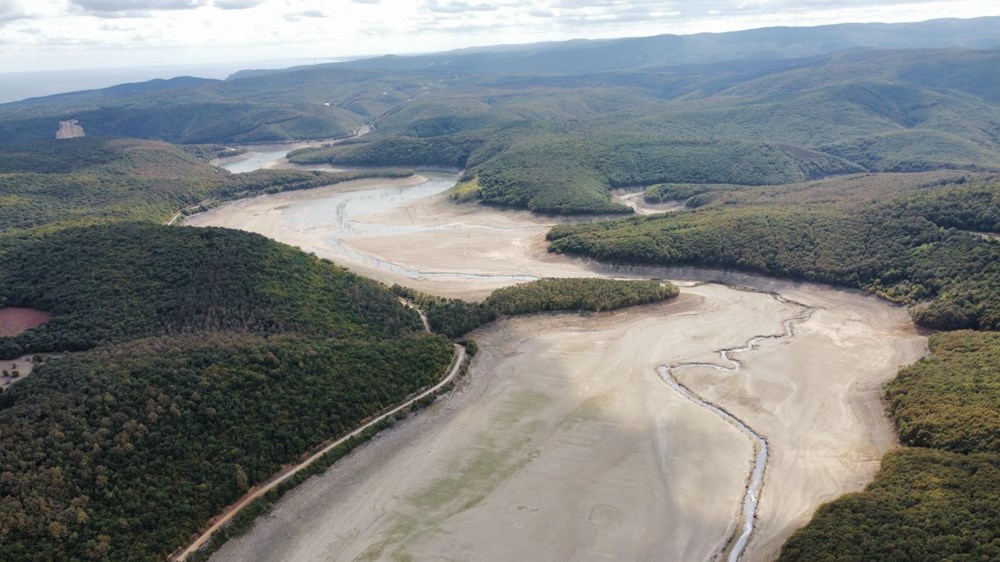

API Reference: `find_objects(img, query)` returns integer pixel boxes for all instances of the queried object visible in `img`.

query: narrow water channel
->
[658,295,813,561]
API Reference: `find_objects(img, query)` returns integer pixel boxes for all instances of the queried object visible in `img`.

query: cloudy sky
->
[2,0,1000,72]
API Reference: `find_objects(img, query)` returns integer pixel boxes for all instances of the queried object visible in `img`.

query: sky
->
[2,0,1000,73]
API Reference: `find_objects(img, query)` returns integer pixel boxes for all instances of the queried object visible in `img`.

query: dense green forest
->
[0,333,451,562]
[0,224,455,560]
[5,42,1000,215]
[547,174,1000,330]
[288,134,480,169]
[0,70,404,144]
[288,127,867,215]
[643,183,747,204]
[486,277,678,315]
[779,332,1000,561]
[393,278,678,338]
[888,332,1000,455]
[0,223,424,357]
[260,47,1000,214]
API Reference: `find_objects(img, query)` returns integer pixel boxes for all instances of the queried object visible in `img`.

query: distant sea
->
[0,58,351,104]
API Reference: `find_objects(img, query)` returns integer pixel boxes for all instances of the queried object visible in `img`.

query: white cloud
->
[284,9,325,21]
[213,0,265,9]
[0,0,61,27]
[0,0,999,72]
[424,0,499,14]
[70,0,209,17]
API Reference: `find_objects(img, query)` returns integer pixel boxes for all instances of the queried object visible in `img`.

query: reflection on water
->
[214,142,340,174]
[216,149,295,173]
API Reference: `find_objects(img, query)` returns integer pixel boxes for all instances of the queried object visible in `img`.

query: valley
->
[189,159,925,561]
[2,14,999,562]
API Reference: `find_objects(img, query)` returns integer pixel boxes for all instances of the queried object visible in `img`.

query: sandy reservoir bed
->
[186,173,590,300]
[190,173,927,561]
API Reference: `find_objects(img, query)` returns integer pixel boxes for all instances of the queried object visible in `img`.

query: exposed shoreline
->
[173,343,467,562]
[186,174,927,561]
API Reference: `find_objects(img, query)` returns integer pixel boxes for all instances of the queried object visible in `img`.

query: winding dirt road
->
[173,343,466,562]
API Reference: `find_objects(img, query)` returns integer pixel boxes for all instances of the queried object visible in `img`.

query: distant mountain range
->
[235,16,1000,78]
[2,15,999,215]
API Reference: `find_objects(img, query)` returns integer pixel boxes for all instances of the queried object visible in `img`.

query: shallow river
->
[187,159,926,561]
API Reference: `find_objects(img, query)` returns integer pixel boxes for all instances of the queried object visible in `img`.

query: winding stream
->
[658,295,814,561]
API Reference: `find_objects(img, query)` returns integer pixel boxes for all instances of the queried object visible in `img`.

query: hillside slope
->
[0,137,454,561]
[0,137,402,239]
[547,173,1000,330]
[0,224,454,562]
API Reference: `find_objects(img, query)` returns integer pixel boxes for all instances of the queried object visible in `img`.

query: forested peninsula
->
[394,278,680,338]
[548,174,1000,331]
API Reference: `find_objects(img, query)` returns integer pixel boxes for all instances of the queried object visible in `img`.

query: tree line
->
[393,278,679,338]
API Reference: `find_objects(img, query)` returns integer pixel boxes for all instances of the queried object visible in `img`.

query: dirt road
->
[174,344,466,561]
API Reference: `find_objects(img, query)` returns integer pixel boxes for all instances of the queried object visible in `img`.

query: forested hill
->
[0,67,419,144]
[290,48,1000,214]
[0,137,409,240]
[547,172,1000,331]
[0,223,424,358]
[295,16,1000,76]
[0,136,454,561]
[0,223,455,561]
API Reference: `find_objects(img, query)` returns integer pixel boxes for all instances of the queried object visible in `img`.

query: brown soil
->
[0,355,37,389]
[56,119,85,139]
[0,308,53,337]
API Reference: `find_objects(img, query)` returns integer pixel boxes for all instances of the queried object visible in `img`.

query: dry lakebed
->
[185,164,927,561]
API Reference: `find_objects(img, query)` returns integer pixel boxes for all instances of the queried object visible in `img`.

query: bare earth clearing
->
[55,119,85,139]
[190,174,926,561]
[0,308,53,388]
[613,189,686,215]
[0,355,35,389]
[0,307,52,336]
